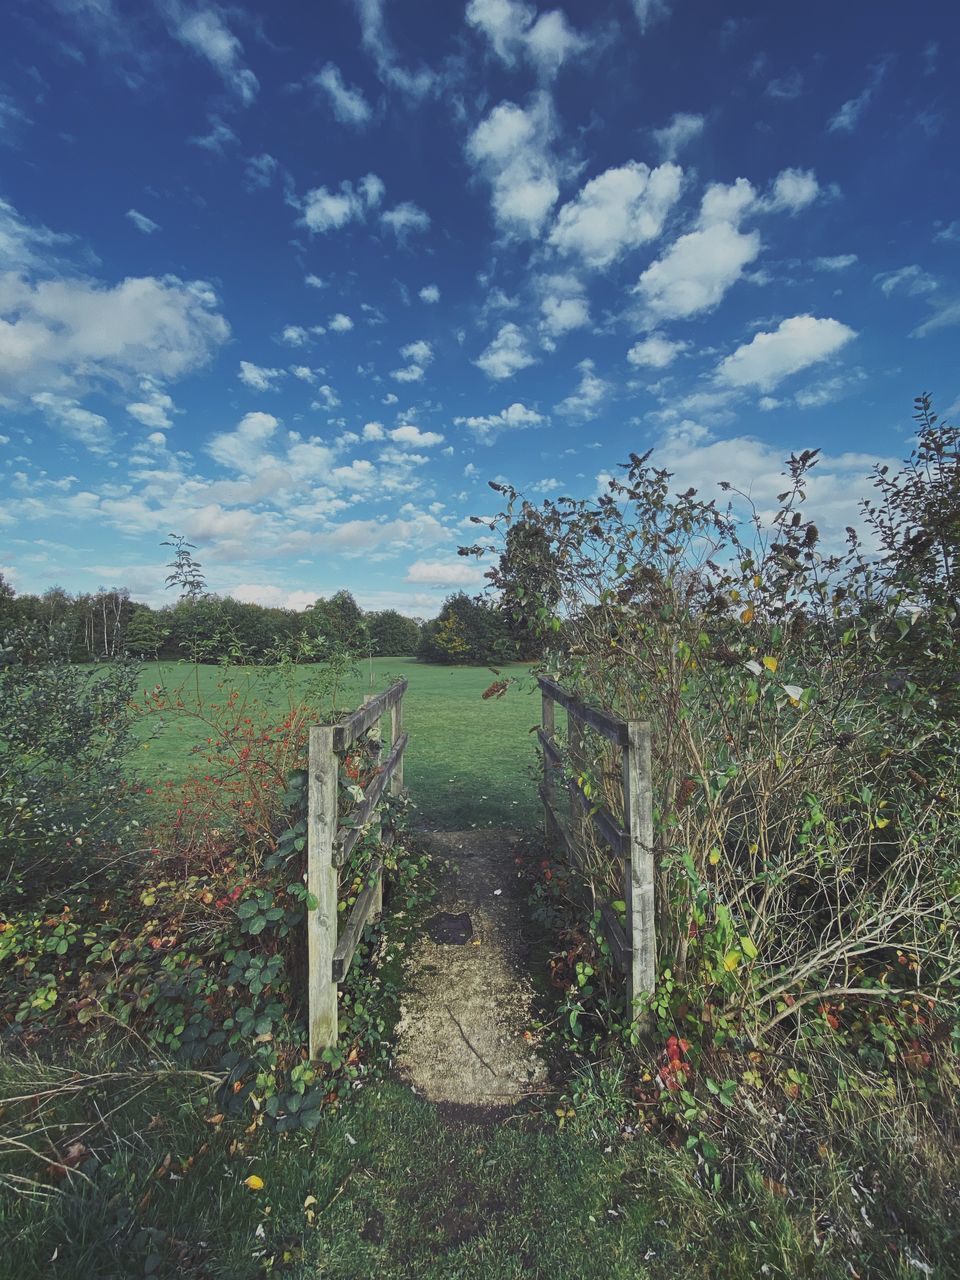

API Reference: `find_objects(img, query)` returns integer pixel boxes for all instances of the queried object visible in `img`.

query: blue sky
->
[1,0,958,616]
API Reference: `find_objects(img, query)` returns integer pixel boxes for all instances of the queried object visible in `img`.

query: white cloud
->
[465,0,589,80]
[935,221,960,243]
[540,292,590,337]
[314,62,373,127]
[126,379,177,429]
[766,72,804,100]
[698,177,756,227]
[31,392,110,452]
[813,254,858,271]
[188,116,239,153]
[312,384,340,410]
[390,424,444,447]
[126,208,159,235]
[280,325,309,346]
[455,400,544,441]
[231,584,318,610]
[631,0,671,31]
[390,338,433,383]
[244,153,278,190]
[762,167,819,214]
[0,267,229,397]
[362,421,385,440]
[627,332,687,369]
[353,0,437,100]
[406,557,486,585]
[380,201,431,240]
[419,283,440,303]
[715,314,857,391]
[652,112,704,160]
[528,476,561,493]
[305,273,327,288]
[290,365,316,382]
[162,2,258,104]
[636,220,761,320]
[548,160,682,269]
[555,357,609,418]
[328,312,354,332]
[912,299,960,339]
[299,173,384,233]
[474,322,536,379]
[828,60,888,133]
[874,265,938,297]
[466,93,561,239]
[239,360,285,391]
[208,411,280,473]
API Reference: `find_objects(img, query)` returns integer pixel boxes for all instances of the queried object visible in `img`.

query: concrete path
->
[394,829,547,1117]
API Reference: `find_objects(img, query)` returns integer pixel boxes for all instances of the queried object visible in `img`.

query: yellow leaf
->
[304,1196,318,1208]
[753,575,761,589]
[740,607,754,624]
[708,848,721,866]
[874,817,890,829]
[762,656,778,673]
[723,949,742,972]
[244,1175,264,1191]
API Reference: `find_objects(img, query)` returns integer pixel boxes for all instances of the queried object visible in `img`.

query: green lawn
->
[0,1061,827,1280]
[132,658,542,830]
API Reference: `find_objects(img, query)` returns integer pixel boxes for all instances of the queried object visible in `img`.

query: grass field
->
[131,657,541,830]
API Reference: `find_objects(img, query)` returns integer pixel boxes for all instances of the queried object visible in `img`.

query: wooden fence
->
[307,678,407,1058]
[537,676,655,1013]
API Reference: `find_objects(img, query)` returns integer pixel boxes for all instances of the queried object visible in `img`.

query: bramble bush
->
[0,622,141,912]
[472,397,960,1265]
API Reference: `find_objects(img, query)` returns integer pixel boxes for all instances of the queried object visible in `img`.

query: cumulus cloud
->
[454,400,544,441]
[540,290,590,338]
[651,112,704,160]
[380,201,431,240]
[161,1,258,104]
[419,283,440,303]
[314,62,373,126]
[474,322,536,379]
[635,220,761,320]
[299,173,384,233]
[328,312,354,332]
[207,411,280,473]
[391,338,434,382]
[239,360,285,391]
[406,557,486,585]
[390,424,444,446]
[762,167,819,214]
[554,357,609,418]
[466,93,561,239]
[0,269,230,397]
[627,332,687,368]
[126,208,159,235]
[465,0,589,80]
[280,324,310,346]
[126,379,177,429]
[548,160,682,269]
[714,314,857,391]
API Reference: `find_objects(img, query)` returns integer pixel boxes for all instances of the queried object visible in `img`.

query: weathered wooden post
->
[623,720,656,1017]
[389,692,403,799]
[541,686,560,842]
[568,711,585,857]
[362,693,384,918]
[308,725,339,1058]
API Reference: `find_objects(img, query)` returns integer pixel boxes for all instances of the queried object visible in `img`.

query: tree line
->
[0,575,542,666]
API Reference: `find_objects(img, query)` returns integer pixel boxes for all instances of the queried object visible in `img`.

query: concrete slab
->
[394,829,547,1115]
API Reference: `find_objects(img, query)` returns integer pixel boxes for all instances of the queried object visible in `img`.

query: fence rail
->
[537,676,655,1014]
[308,679,407,1058]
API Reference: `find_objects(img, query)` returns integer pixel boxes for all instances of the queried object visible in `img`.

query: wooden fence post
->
[362,693,384,918]
[389,694,403,799]
[623,720,656,1017]
[308,725,339,1059]
[541,689,560,842]
[568,711,585,857]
